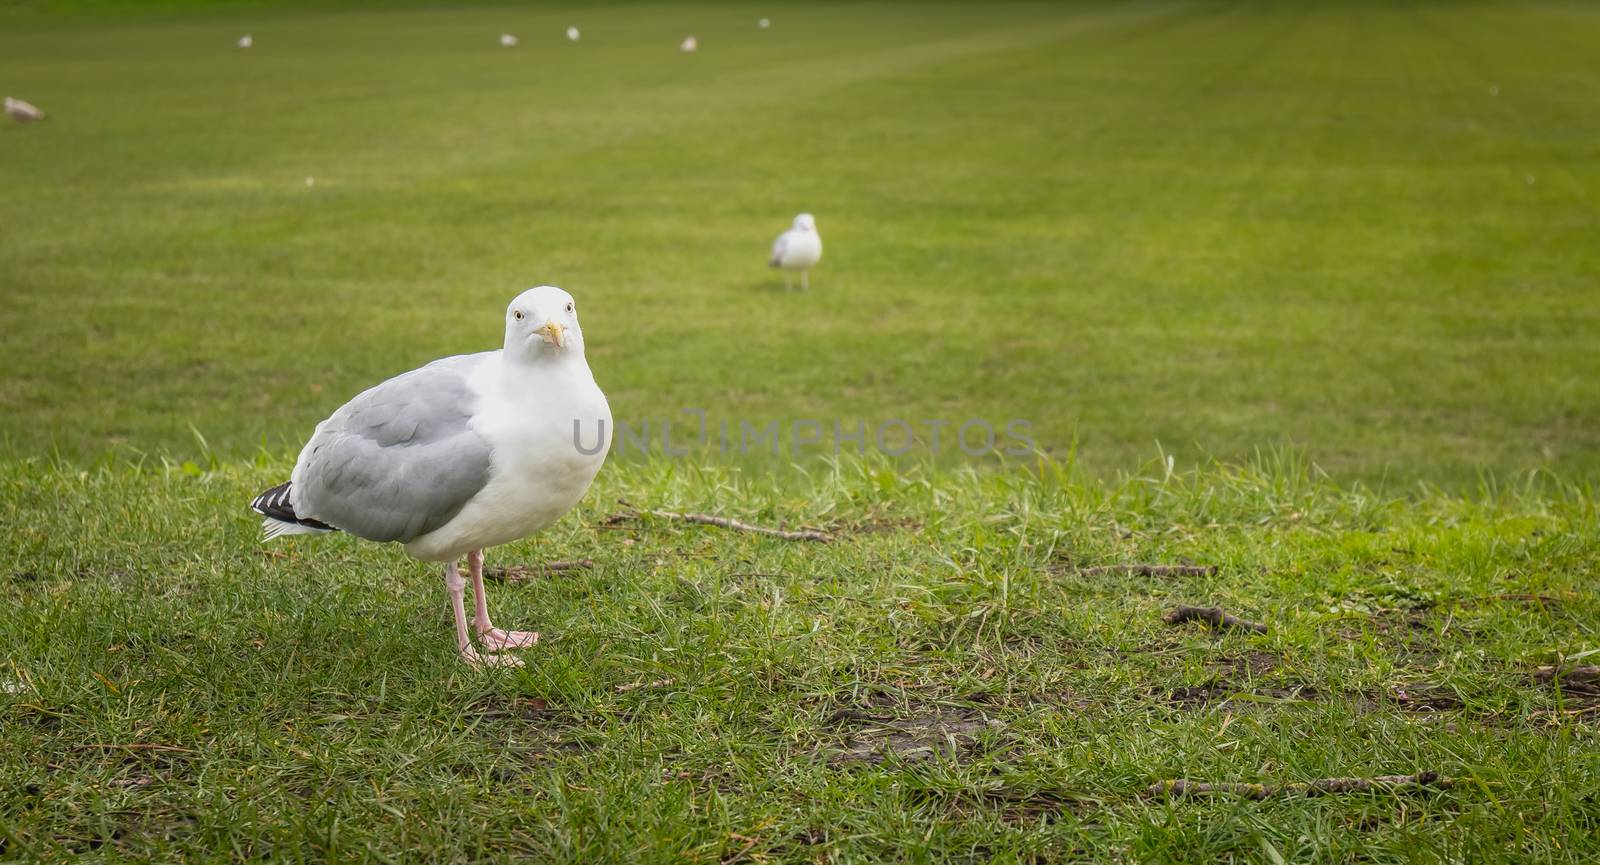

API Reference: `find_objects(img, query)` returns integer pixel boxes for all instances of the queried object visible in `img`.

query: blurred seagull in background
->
[770,213,823,290]
[500,33,519,47]
[250,286,612,668]
[567,26,580,41]
[759,18,771,29]
[680,35,698,53]
[5,97,44,122]
[237,34,253,48]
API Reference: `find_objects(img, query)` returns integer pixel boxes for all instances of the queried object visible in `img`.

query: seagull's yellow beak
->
[538,319,566,349]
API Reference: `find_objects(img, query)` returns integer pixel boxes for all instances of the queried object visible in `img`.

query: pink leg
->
[446,561,520,668]
[469,549,540,651]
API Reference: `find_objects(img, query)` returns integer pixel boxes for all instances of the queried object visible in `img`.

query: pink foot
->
[458,644,524,668]
[480,629,540,651]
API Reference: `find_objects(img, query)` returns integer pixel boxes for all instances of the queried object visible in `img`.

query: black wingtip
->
[251,481,335,531]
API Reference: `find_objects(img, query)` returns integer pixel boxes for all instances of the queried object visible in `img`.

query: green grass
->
[1,1,1597,483]
[4,1,1600,860]
[3,454,1598,861]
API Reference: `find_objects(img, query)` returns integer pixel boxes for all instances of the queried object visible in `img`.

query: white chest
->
[404,357,612,561]
[780,232,823,269]
[479,374,611,506]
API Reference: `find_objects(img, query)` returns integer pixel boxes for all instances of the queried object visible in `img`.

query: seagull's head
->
[504,285,585,361]
[793,213,817,232]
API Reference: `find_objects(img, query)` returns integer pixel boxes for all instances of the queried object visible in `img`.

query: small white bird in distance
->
[5,97,45,122]
[680,35,698,53]
[500,33,518,47]
[566,26,580,41]
[237,34,253,48]
[770,213,823,290]
[759,18,771,29]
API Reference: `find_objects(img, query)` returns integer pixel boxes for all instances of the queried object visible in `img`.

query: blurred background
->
[2,0,1596,485]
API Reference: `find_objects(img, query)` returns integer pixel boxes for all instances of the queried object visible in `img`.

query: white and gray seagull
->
[251,286,612,667]
[5,97,45,122]
[769,213,822,290]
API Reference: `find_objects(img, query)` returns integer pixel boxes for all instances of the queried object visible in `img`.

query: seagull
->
[769,213,823,290]
[566,26,580,41]
[237,34,253,48]
[5,97,45,122]
[759,18,771,29]
[500,33,518,47]
[251,286,612,668]
[680,35,698,53]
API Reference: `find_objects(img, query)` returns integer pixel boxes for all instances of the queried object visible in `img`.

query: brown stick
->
[1164,605,1268,634]
[605,499,833,542]
[1147,771,1451,799]
[615,678,673,693]
[483,560,595,581]
[1080,564,1216,577]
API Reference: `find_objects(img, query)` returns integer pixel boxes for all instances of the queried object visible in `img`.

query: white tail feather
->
[262,517,331,540]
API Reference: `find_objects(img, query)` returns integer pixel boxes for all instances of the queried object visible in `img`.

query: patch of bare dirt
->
[1209,651,1280,679]
[1533,665,1600,697]
[1386,685,1466,712]
[1530,666,1600,719]
[822,700,1001,766]
[1152,649,1314,708]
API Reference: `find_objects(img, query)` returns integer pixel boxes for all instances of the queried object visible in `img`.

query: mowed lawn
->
[3,1,1600,862]
[0,0,1597,482]
[4,458,1600,861]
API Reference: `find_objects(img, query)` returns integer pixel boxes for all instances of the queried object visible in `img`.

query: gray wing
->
[292,353,493,543]
[769,231,789,267]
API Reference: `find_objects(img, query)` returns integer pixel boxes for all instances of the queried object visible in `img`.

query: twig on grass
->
[1147,771,1452,799]
[603,499,833,542]
[1164,605,1268,634]
[1080,564,1216,577]
[723,832,762,864]
[1531,704,1600,723]
[483,560,595,582]
[616,678,673,694]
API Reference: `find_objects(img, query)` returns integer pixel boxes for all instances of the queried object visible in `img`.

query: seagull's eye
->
[565,302,575,315]
[512,309,525,321]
